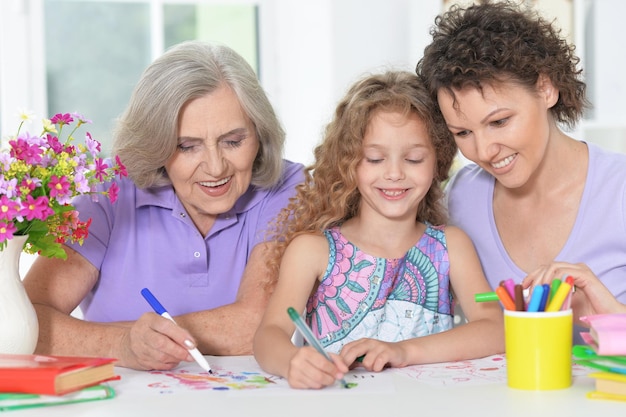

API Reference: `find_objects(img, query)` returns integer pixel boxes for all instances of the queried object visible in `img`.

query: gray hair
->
[112,40,285,188]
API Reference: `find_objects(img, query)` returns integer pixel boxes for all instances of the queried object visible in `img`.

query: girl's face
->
[356,110,436,223]
[437,78,558,189]
[164,85,259,234]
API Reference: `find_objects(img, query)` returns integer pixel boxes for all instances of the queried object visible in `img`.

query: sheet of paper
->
[391,354,592,387]
[112,356,394,397]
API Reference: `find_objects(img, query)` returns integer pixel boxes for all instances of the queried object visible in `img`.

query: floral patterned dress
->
[305,224,453,354]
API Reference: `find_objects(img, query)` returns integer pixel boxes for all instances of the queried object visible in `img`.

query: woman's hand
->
[522,262,626,325]
[116,312,197,370]
[286,346,348,389]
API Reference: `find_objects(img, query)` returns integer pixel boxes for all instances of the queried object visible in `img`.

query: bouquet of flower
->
[0,111,127,258]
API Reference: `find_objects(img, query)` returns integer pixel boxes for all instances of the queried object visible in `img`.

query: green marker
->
[474,291,500,302]
[549,278,562,303]
[287,307,350,389]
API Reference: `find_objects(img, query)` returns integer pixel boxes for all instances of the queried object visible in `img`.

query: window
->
[3,0,258,155]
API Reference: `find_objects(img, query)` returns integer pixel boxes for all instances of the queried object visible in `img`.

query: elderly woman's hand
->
[116,312,197,370]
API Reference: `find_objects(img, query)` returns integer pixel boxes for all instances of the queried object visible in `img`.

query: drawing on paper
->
[392,354,592,387]
[147,366,283,392]
[393,354,508,386]
[113,356,396,395]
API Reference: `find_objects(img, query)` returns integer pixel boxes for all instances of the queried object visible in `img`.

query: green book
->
[0,384,115,411]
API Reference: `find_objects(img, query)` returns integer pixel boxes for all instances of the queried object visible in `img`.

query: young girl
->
[253,71,504,389]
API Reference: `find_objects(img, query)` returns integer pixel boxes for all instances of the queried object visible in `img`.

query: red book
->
[0,353,119,395]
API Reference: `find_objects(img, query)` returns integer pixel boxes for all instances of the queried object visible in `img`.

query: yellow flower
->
[42,118,58,134]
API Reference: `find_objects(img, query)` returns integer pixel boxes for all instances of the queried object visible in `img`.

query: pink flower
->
[0,154,12,171]
[0,176,18,198]
[18,177,39,195]
[50,113,74,126]
[71,112,92,126]
[73,171,90,193]
[0,196,20,221]
[85,132,101,155]
[20,194,54,221]
[107,182,120,203]
[48,175,70,198]
[9,136,43,165]
[0,221,17,243]
[94,157,109,181]
[45,134,64,153]
[114,155,128,178]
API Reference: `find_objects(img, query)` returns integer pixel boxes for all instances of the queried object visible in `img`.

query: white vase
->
[0,234,39,354]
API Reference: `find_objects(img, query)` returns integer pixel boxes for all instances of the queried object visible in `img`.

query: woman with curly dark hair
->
[254,70,504,389]
[417,1,626,332]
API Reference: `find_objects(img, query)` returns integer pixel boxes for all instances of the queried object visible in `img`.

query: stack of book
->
[0,353,119,411]
[575,313,626,402]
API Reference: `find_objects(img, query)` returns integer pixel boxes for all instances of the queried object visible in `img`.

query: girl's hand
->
[340,338,407,372]
[286,346,348,389]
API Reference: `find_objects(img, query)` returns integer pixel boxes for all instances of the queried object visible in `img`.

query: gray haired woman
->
[24,41,304,370]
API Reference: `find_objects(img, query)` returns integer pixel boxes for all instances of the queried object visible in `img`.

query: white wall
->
[1,0,625,163]
[0,0,47,131]
[576,0,626,153]
[258,0,626,165]
[259,0,440,165]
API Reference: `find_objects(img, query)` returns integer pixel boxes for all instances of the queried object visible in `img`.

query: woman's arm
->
[23,246,219,370]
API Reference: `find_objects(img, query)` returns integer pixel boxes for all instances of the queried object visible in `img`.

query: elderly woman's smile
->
[165,85,260,234]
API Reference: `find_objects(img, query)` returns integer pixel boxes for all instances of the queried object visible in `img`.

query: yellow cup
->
[504,309,572,390]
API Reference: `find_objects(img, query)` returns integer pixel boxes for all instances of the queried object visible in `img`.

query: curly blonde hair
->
[267,71,456,279]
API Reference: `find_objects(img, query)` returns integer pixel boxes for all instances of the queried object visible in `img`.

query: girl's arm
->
[253,234,349,388]
[438,225,506,358]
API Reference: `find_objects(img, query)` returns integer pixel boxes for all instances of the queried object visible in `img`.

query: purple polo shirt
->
[68,160,304,322]
[447,143,626,342]
[447,142,626,300]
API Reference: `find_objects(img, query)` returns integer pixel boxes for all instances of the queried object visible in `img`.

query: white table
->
[11,355,625,416]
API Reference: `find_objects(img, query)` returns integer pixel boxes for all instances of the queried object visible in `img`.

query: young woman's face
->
[356,110,436,223]
[164,85,259,234]
[437,78,557,189]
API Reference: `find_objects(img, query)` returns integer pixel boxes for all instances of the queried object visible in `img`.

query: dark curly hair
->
[417,0,589,130]
[266,71,457,280]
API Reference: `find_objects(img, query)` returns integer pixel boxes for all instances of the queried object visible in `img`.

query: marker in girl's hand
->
[287,307,351,389]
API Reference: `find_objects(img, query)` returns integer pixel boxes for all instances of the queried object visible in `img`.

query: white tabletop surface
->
[9,355,625,417]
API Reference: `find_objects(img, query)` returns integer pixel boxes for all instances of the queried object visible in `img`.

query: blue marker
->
[287,307,349,388]
[141,288,213,374]
[537,284,550,312]
[526,285,545,312]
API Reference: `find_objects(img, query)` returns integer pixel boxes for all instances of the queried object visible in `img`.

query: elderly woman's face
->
[165,85,259,235]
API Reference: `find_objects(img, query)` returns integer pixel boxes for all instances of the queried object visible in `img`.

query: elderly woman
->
[23,41,304,370]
